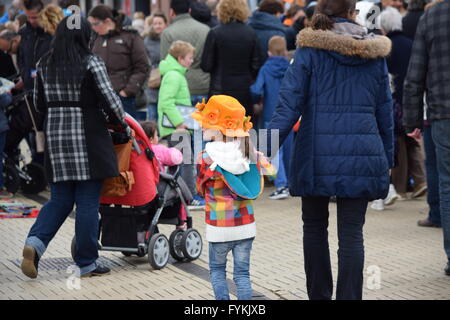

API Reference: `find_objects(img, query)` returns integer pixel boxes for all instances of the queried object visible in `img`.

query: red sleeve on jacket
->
[196,151,216,197]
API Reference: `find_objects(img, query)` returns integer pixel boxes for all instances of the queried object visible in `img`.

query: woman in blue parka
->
[268,0,394,300]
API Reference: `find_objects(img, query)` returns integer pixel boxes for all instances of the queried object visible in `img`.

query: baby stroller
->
[3,89,47,194]
[70,115,203,270]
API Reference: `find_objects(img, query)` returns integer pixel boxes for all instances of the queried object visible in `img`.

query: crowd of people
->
[0,0,449,300]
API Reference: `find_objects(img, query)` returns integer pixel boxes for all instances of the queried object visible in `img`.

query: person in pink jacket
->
[141,120,183,171]
[141,120,187,230]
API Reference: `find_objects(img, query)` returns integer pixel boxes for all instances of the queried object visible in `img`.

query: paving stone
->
[1,188,449,300]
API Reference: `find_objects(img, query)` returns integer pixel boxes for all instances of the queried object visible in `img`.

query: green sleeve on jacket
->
[158,71,184,127]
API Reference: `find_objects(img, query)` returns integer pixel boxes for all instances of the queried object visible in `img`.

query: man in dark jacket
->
[285,15,305,51]
[18,0,52,91]
[402,0,429,40]
[190,0,218,28]
[248,0,287,62]
[285,1,316,51]
[403,0,450,276]
[14,0,51,165]
[0,30,20,79]
[380,7,427,203]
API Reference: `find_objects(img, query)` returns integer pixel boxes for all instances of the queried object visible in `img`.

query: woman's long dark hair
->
[40,15,92,86]
[311,0,357,30]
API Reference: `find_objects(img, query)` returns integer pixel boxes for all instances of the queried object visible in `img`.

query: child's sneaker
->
[188,195,205,211]
[269,187,289,200]
[0,189,13,199]
[384,184,399,206]
[370,199,385,211]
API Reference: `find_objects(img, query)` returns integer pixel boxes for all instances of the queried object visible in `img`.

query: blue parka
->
[250,56,290,126]
[269,24,394,200]
[248,11,286,62]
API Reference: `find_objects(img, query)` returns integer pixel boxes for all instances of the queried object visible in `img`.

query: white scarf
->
[205,141,250,175]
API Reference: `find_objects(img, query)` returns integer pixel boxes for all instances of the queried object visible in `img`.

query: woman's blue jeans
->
[25,180,103,275]
[209,238,254,300]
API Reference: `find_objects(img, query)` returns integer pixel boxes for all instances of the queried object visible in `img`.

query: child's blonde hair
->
[169,40,195,60]
[268,36,287,57]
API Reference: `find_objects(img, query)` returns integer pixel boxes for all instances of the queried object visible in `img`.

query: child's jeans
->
[208,237,254,300]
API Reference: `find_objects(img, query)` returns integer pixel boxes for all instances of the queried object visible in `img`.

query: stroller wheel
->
[169,229,185,261]
[4,163,20,194]
[20,162,47,194]
[181,229,202,261]
[147,233,169,270]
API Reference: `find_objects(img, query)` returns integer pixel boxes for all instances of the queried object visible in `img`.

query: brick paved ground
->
[0,187,449,300]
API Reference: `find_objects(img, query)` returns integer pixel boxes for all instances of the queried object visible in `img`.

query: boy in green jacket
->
[158,40,205,208]
[157,40,194,138]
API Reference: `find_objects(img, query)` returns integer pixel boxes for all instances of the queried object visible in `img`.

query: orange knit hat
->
[191,95,253,137]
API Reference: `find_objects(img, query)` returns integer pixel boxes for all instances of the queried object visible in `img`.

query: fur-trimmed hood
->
[297,23,392,60]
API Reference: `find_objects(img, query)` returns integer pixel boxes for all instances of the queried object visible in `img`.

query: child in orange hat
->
[193,95,274,300]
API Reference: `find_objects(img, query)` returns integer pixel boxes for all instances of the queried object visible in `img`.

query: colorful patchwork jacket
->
[196,150,275,230]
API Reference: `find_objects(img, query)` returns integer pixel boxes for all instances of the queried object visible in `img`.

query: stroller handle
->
[167,165,181,179]
[126,126,142,156]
